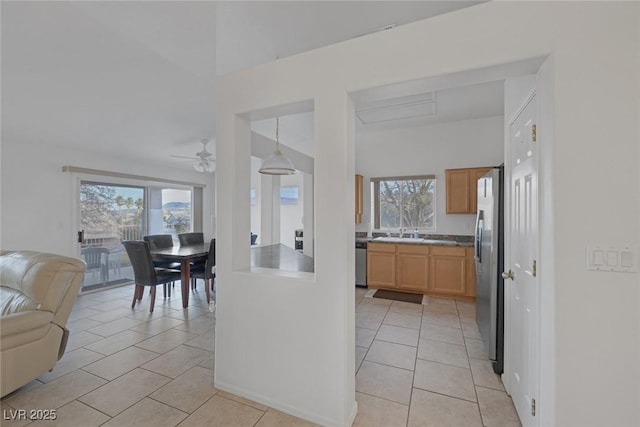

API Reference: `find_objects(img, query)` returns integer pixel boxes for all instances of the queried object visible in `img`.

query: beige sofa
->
[0,251,86,397]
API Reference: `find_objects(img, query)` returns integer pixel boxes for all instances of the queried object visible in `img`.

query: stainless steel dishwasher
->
[355,240,367,287]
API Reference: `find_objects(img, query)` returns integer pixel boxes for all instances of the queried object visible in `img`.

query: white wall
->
[250,156,262,244]
[356,116,503,235]
[279,172,303,249]
[250,157,305,249]
[0,139,215,256]
[216,2,639,426]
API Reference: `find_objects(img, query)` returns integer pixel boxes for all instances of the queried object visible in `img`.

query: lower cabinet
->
[367,243,396,289]
[396,245,429,293]
[367,242,476,300]
[429,246,467,296]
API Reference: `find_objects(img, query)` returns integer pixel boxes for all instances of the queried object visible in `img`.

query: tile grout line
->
[355,299,392,374]
[67,398,114,422]
[457,300,485,426]
[355,390,410,408]
[71,340,212,422]
[406,301,425,427]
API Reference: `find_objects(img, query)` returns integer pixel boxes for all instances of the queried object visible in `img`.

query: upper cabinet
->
[355,174,363,223]
[445,167,492,214]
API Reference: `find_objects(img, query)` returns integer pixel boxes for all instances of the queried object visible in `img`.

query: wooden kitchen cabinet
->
[429,246,467,297]
[355,174,363,224]
[367,242,396,289]
[367,242,429,291]
[445,167,492,214]
[396,244,429,293]
[464,247,476,298]
[367,242,476,300]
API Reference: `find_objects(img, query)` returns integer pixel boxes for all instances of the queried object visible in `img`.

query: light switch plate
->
[587,245,638,273]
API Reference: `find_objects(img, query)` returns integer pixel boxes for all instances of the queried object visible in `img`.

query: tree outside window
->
[373,175,436,231]
[80,182,145,243]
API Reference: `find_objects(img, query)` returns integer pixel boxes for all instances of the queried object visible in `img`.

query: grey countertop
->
[251,243,314,273]
[365,237,473,247]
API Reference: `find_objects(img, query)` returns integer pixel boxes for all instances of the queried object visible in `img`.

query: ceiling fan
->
[170,139,215,173]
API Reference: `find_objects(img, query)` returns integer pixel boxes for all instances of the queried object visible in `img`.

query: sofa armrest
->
[0,310,54,338]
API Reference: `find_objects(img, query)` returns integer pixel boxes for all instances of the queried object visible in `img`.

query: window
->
[148,186,194,242]
[76,176,200,291]
[279,185,299,205]
[372,175,436,231]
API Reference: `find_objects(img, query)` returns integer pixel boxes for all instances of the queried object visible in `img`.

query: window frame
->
[70,169,204,252]
[371,174,437,232]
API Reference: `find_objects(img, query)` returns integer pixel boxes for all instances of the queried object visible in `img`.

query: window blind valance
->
[62,166,206,188]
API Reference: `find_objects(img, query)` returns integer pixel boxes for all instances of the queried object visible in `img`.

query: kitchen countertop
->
[251,243,314,273]
[366,237,473,247]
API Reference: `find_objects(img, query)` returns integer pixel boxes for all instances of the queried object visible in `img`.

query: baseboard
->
[79,280,133,294]
[214,380,355,427]
[348,400,358,426]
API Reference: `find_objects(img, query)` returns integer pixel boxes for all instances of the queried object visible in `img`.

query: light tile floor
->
[353,287,521,427]
[1,284,520,426]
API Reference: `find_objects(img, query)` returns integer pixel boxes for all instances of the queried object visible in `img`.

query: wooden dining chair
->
[190,239,215,303]
[123,241,182,313]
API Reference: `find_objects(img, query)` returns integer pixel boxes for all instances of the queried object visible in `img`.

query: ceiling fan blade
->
[169,155,198,160]
[197,155,216,161]
[169,138,216,164]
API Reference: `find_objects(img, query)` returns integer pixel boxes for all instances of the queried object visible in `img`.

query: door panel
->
[367,251,396,288]
[397,252,429,292]
[508,95,539,427]
[78,182,145,291]
[430,255,466,296]
[446,169,471,213]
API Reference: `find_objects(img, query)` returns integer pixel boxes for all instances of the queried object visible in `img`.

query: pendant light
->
[259,117,296,175]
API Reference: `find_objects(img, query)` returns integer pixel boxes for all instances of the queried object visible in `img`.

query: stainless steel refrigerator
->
[474,166,504,374]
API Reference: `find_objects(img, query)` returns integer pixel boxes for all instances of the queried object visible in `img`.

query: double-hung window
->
[371,175,436,231]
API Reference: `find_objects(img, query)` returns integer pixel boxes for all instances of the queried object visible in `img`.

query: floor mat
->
[372,289,423,304]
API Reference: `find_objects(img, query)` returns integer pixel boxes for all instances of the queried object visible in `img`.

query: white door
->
[507,94,539,426]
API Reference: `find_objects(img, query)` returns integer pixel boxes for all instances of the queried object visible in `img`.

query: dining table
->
[150,242,209,308]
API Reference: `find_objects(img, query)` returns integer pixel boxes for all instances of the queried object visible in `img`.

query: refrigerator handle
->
[475,210,483,263]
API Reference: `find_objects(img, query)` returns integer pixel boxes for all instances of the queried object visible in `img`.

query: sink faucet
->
[399,227,404,238]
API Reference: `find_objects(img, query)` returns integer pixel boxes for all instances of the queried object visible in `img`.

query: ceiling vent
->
[356,92,436,124]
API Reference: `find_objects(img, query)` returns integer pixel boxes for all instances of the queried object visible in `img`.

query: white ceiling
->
[1,1,217,168]
[1,1,487,170]
[249,80,505,158]
[216,1,483,75]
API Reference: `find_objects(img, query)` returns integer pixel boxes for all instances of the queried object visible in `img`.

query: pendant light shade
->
[259,117,296,175]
